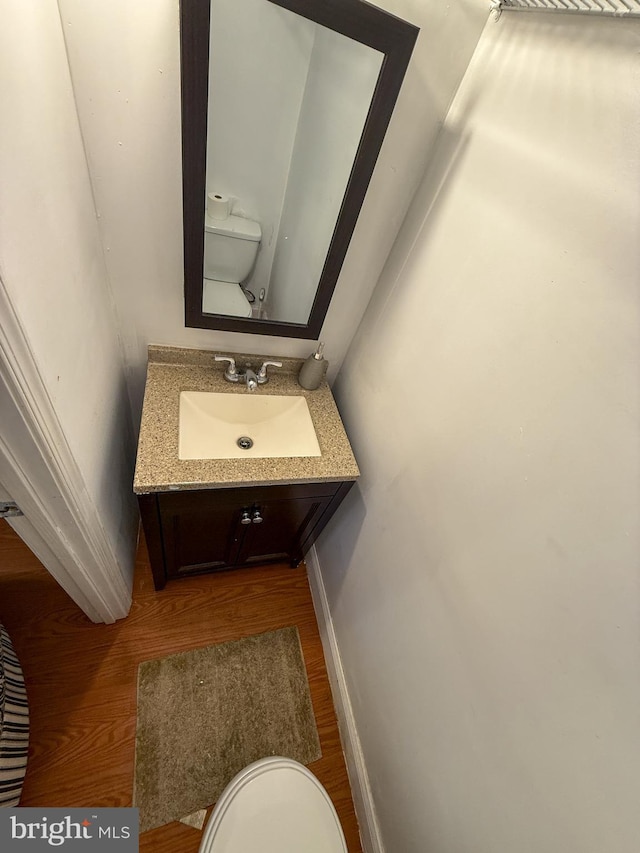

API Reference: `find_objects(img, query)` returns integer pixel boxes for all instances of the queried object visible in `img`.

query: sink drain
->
[237,436,254,450]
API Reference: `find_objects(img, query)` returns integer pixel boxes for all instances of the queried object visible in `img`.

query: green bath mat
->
[133,626,321,832]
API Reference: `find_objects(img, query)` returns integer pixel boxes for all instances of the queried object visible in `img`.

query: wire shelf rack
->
[490,0,640,17]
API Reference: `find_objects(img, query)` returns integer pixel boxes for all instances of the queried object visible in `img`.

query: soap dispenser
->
[298,342,327,390]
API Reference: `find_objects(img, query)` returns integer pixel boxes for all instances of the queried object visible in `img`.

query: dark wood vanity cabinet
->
[138,480,354,590]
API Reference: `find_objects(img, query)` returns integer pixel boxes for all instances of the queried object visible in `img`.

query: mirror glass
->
[204,0,382,326]
[181,0,418,338]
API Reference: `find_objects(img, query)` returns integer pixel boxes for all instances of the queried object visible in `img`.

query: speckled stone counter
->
[133,345,360,493]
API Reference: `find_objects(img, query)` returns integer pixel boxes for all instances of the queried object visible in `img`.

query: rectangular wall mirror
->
[181,0,418,339]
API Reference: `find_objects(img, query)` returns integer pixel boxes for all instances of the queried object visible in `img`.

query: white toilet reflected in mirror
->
[202,211,261,318]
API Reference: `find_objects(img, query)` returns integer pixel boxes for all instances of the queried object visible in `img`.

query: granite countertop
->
[133,345,360,493]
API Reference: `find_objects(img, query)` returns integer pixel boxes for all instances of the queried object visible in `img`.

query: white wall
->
[57,0,487,418]
[207,0,315,298]
[267,26,382,325]
[0,0,138,600]
[318,12,640,853]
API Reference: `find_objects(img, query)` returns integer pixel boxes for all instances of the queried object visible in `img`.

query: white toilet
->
[202,212,261,318]
[198,757,348,853]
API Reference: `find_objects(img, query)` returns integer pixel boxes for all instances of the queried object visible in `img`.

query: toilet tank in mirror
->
[181,0,418,339]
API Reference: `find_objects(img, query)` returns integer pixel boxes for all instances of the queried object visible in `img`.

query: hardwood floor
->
[0,519,362,852]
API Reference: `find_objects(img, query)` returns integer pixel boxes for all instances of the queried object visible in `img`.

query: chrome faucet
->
[244,367,258,392]
[215,355,282,392]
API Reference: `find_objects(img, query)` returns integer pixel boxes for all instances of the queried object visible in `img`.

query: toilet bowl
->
[198,757,348,853]
[202,278,253,318]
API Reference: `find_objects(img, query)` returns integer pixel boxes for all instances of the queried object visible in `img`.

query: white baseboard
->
[305,545,384,853]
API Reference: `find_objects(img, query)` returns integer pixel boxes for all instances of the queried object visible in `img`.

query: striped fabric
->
[0,623,29,807]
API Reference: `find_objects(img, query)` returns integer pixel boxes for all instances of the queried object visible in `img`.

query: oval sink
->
[178,391,322,460]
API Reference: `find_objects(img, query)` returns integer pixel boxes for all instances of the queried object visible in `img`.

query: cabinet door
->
[237,494,333,567]
[159,492,245,577]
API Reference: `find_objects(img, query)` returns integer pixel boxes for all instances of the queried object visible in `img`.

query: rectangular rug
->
[133,626,321,833]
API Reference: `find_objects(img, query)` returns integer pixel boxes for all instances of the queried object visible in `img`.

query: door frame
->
[0,277,132,623]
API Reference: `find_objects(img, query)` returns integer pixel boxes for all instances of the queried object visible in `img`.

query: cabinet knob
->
[252,509,263,524]
[240,510,252,525]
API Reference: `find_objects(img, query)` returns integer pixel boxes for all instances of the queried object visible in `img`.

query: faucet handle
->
[214,355,237,377]
[257,360,282,382]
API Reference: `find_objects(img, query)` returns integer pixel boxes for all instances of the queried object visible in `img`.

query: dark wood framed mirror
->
[181,0,418,339]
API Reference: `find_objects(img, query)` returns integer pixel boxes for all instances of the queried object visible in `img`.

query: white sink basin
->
[178,391,322,460]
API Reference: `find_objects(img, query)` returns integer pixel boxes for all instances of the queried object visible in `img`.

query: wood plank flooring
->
[0,520,362,852]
